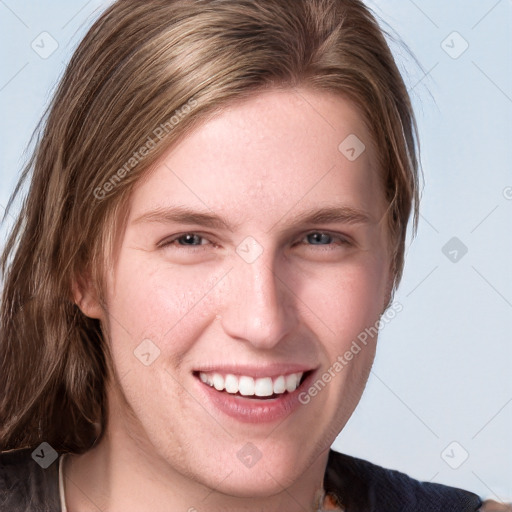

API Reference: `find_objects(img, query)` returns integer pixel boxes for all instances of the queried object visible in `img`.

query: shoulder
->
[0,447,61,512]
[324,448,484,512]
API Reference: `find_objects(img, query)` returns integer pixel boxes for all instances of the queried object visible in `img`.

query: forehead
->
[127,87,385,229]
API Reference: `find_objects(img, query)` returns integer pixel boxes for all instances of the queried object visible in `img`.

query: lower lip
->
[193,371,316,424]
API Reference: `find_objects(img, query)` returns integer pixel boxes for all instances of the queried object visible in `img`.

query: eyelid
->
[297,230,352,246]
[158,230,352,250]
[157,232,215,248]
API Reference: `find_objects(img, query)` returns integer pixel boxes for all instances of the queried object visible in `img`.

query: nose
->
[219,250,297,350]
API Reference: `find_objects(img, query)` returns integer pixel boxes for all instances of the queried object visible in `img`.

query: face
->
[93,87,392,497]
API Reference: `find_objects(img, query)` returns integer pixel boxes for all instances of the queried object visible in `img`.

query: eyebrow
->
[132,204,372,231]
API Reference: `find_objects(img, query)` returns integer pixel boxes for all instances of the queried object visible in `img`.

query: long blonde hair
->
[0,0,420,453]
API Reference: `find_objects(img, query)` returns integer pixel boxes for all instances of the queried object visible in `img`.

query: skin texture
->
[480,502,512,511]
[68,87,393,512]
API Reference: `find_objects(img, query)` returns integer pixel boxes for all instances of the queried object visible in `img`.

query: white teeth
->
[212,373,224,391]
[224,374,239,394]
[198,371,305,396]
[238,376,255,396]
[285,373,299,392]
[273,375,286,394]
[254,377,273,397]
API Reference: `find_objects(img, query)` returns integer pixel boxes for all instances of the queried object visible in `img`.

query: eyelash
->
[158,231,352,251]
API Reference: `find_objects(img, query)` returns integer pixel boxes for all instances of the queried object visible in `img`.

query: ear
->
[71,272,104,320]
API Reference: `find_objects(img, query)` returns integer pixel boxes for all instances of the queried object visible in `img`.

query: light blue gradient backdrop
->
[1,0,510,502]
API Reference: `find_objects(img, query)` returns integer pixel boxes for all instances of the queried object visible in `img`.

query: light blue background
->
[1,0,511,503]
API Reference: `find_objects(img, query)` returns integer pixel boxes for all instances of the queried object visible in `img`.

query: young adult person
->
[1,1,509,510]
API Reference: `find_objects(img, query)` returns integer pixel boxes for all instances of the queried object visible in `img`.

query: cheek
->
[104,256,222,363]
[300,255,388,350]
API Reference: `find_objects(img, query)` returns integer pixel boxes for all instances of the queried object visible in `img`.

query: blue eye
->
[159,231,351,252]
[175,234,205,245]
[159,233,210,249]
[306,232,333,245]
[301,232,350,248]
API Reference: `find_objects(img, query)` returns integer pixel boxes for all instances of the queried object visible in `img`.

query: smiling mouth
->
[193,370,313,400]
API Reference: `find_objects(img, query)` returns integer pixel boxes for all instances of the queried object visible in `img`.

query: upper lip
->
[192,364,317,379]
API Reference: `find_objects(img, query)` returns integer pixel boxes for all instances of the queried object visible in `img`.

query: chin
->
[234,446,309,492]
[209,467,296,499]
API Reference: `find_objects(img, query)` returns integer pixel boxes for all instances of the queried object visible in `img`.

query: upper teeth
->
[198,372,304,396]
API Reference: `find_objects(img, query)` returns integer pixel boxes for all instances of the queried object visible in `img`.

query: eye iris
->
[308,233,331,245]
[179,234,201,245]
